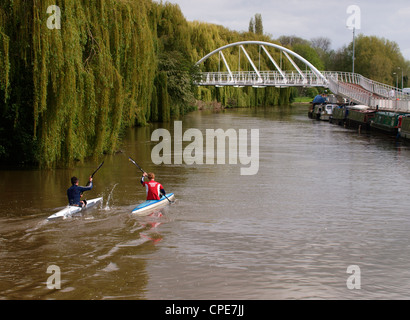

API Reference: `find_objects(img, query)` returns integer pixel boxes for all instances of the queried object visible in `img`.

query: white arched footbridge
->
[194,41,410,112]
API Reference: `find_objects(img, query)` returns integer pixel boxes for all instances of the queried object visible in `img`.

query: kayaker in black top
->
[67,176,93,207]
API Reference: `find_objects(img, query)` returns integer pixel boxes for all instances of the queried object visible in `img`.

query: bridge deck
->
[195,71,410,113]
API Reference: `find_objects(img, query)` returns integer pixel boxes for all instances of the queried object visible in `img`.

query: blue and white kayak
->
[131,193,175,216]
[47,197,103,220]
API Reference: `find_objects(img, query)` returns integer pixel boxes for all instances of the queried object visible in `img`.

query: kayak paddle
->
[128,156,174,204]
[86,161,104,187]
[80,161,104,199]
[128,157,145,174]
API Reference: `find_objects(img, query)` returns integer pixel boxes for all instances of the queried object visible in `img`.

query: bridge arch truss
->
[194,40,329,88]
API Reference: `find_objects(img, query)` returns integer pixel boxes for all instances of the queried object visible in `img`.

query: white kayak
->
[47,197,103,220]
[131,193,175,216]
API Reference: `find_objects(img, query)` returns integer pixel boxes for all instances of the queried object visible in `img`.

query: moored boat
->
[345,105,377,130]
[313,104,323,120]
[398,116,410,139]
[330,105,348,125]
[370,112,408,134]
[308,103,314,119]
[310,104,338,121]
[319,104,338,121]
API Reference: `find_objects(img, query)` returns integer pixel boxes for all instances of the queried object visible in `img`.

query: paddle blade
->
[128,157,145,173]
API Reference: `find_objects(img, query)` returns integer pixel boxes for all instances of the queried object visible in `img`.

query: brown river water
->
[2,104,410,299]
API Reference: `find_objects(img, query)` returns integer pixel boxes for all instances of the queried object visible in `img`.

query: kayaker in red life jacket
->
[141,172,166,200]
[67,176,93,207]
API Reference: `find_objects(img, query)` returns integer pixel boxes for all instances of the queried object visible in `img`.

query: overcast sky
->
[168,0,410,61]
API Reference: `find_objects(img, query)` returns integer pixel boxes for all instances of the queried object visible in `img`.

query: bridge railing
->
[325,71,410,111]
[196,70,410,111]
[198,71,328,87]
[323,71,410,101]
[368,98,410,112]
[327,76,373,105]
[198,70,410,99]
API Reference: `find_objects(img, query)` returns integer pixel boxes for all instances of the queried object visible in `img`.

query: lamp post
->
[352,27,356,74]
[393,72,398,88]
[398,67,403,89]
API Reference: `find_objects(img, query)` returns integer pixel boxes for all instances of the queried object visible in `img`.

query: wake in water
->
[96,216,164,260]
[103,183,118,211]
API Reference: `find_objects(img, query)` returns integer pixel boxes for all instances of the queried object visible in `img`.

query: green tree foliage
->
[310,37,333,70]
[326,35,408,87]
[254,14,263,35]
[157,51,196,116]
[278,35,310,47]
[248,18,255,33]
[351,35,406,85]
[248,14,263,35]
[292,43,325,70]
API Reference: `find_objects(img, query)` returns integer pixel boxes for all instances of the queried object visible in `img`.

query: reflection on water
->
[2,104,410,299]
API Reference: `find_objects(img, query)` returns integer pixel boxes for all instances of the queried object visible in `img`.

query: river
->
[2,104,410,300]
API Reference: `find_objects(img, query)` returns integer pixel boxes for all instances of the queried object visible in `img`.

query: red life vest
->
[142,180,163,200]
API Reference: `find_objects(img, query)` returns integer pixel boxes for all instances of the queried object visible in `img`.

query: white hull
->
[47,197,103,220]
[132,193,175,216]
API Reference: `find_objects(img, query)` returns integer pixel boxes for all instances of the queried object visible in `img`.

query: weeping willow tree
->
[1,0,158,167]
